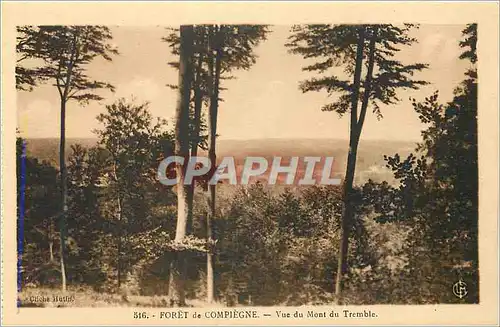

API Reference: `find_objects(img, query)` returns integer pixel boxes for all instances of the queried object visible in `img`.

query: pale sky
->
[17,25,470,141]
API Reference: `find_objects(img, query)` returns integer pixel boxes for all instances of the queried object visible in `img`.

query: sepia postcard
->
[1,1,499,326]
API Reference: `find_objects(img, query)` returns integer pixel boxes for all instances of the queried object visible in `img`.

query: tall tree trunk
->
[49,219,55,262]
[59,99,67,292]
[49,242,54,262]
[168,25,194,307]
[357,27,378,131]
[186,49,205,234]
[56,32,78,293]
[114,162,122,289]
[117,233,121,289]
[206,26,222,304]
[335,26,378,303]
[335,26,365,302]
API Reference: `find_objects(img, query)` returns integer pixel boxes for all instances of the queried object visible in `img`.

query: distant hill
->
[215,138,416,185]
[24,138,98,166]
[24,137,417,185]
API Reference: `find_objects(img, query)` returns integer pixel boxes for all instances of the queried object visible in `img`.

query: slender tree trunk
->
[117,235,121,288]
[357,27,378,130]
[49,242,54,262]
[205,27,215,305]
[206,186,215,304]
[56,32,79,293]
[191,55,204,159]
[49,219,55,262]
[186,190,195,235]
[335,27,365,302]
[116,182,122,288]
[206,26,222,304]
[335,27,378,303]
[59,99,67,292]
[186,49,205,234]
[111,158,124,289]
[168,25,194,307]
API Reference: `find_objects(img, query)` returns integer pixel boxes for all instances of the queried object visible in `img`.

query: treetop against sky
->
[17,25,469,141]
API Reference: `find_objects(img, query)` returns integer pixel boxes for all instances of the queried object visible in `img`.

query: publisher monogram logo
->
[452,279,468,299]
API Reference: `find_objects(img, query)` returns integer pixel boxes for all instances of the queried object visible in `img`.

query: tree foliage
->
[287,24,429,301]
[361,23,478,303]
[287,24,428,118]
